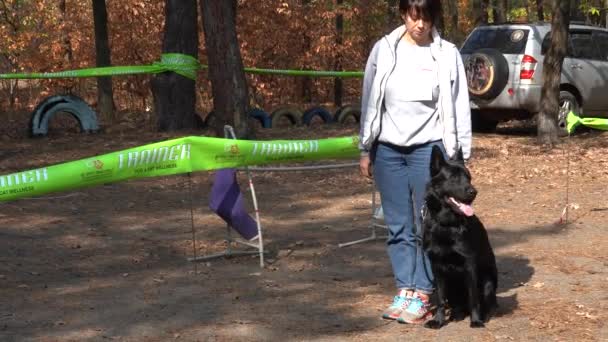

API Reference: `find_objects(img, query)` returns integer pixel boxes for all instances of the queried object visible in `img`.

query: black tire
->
[334,105,361,124]
[302,106,333,126]
[30,94,100,137]
[465,48,509,100]
[557,90,580,136]
[471,110,498,133]
[270,107,303,128]
[248,108,272,128]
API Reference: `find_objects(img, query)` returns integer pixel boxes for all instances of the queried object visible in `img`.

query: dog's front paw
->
[470,320,485,328]
[425,319,445,329]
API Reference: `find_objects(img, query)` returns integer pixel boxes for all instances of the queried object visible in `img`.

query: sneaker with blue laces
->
[397,292,433,324]
[382,292,412,320]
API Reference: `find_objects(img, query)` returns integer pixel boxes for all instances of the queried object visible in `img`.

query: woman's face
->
[402,10,432,43]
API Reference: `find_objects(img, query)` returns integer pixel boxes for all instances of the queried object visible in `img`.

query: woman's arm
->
[452,50,472,160]
[359,40,381,155]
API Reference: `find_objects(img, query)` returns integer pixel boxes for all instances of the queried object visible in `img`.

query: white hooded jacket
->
[359,25,472,160]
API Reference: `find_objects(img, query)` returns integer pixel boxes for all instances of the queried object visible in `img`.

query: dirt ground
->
[0,121,607,342]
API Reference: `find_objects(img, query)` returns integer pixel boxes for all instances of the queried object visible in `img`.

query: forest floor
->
[0,118,607,341]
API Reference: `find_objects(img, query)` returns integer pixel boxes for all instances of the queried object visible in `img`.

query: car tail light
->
[520,55,537,80]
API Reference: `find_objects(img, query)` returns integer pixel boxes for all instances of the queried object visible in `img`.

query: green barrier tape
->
[0,53,199,81]
[0,135,359,202]
[566,111,608,134]
[0,53,362,80]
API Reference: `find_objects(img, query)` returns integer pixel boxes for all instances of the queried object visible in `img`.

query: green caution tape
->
[0,53,200,81]
[0,135,360,202]
[0,53,363,80]
[566,111,608,134]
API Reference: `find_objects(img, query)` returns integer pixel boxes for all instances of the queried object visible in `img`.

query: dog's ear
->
[430,145,446,177]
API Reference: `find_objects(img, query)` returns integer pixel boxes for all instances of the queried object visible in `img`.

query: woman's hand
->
[359,155,372,179]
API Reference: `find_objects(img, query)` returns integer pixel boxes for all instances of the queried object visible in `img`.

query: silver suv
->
[460,22,608,132]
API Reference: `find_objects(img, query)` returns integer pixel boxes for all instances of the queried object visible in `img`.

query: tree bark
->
[299,0,312,103]
[334,0,343,108]
[200,0,251,138]
[570,0,583,22]
[92,0,115,123]
[538,0,570,146]
[152,0,199,132]
[59,1,73,66]
[386,0,400,31]
[473,0,489,26]
[447,0,460,42]
[537,0,545,21]
[492,0,508,23]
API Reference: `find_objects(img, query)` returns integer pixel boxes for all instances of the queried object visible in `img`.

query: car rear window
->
[461,28,529,54]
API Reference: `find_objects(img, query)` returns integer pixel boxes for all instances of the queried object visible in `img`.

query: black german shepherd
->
[422,146,497,329]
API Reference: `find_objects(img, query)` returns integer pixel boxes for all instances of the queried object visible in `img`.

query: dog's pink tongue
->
[460,204,474,217]
[449,197,475,216]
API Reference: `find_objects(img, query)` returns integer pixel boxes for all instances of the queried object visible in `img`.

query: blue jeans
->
[373,140,446,293]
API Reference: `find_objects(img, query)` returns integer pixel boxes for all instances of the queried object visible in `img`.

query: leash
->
[188,172,198,275]
[414,197,434,285]
[558,132,571,225]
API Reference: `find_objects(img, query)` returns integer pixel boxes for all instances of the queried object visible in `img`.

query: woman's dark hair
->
[399,0,441,25]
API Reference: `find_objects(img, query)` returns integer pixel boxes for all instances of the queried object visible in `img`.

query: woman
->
[358,0,471,324]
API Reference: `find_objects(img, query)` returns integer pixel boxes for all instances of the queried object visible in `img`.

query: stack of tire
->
[203,105,361,129]
[29,94,362,136]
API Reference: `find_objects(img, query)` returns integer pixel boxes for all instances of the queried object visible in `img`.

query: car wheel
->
[557,91,580,135]
[465,48,509,100]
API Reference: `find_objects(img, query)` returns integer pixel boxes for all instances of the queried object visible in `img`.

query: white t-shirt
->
[378,41,442,147]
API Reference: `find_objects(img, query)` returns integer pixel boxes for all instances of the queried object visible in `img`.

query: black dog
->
[422,146,497,329]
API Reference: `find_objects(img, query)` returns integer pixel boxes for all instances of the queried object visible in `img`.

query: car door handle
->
[570,64,583,69]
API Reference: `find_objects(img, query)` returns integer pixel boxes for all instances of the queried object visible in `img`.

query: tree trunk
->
[493,0,508,23]
[386,0,400,31]
[334,0,343,108]
[152,0,199,132]
[299,0,312,103]
[200,0,251,138]
[92,0,115,123]
[570,0,583,22]
[537,0,545,21]
[447,0,460,42]
[59,1,73,66]
[538,0,570,146]
[473,0,489,26]
[360,0,376,62]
